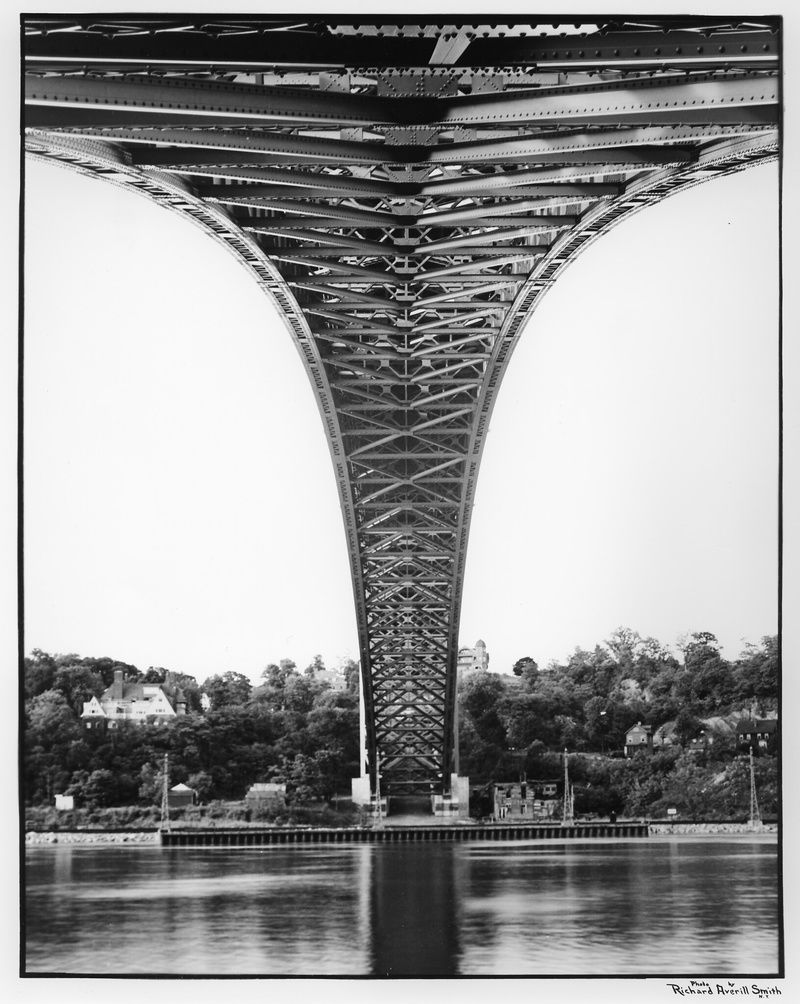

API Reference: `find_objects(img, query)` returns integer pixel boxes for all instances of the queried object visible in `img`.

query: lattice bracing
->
[24,17,780,796]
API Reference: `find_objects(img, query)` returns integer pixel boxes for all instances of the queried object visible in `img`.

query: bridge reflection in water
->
[24,838,778,976]
[368,843,461,975]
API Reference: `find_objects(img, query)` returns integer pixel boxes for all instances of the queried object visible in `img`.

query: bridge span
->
[24,16,779,802]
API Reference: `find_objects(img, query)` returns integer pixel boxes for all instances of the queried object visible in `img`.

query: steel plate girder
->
[26,71,776,129]
[24,21,779,72]
[23,18,779,797]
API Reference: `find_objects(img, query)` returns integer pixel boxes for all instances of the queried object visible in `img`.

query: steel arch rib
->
[23,17,780,797]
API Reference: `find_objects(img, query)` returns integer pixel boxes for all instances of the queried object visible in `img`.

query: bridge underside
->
[24,16,779,795]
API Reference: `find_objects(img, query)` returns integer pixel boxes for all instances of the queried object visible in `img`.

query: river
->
[25,834,779,977]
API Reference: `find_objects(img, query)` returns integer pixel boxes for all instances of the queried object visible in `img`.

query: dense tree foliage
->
[457,629,778,817]
[24,653,359,810]
[23,629,778,819]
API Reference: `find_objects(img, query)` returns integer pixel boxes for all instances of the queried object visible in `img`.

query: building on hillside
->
[736,718,778,753]
[492,780,561,821]
[167,783,196,808]
[624,722,654,756]
[315,668,347,691]
[686,731,714,753]
[80,670,183,729]
[81,695,106,730]
[652,722,677,749]
[457,639,490,678]
[245,783,287,809]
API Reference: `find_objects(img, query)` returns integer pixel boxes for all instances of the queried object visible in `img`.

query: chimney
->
[112,670,124,700]
[176,688,186,716]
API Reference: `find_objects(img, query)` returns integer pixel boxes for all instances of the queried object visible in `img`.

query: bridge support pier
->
[432,775,470,820]
[351,773,371,807]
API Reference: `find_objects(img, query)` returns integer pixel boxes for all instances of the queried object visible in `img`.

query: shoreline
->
[25,820,777,846]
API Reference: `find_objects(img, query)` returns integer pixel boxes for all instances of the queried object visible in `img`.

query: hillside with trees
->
[24,651,360,821]
[459,629,778,819]
[23,629,778,823]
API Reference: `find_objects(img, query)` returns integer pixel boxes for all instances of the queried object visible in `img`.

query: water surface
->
[25,835,779,976]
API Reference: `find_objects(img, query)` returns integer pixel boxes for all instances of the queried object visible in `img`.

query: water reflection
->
[370,844,459,975]
[25,836,779,976]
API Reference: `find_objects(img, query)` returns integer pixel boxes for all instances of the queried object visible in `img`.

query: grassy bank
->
[25,799,363,831]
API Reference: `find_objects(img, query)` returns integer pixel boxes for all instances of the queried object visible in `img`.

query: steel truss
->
[23,17,780,796]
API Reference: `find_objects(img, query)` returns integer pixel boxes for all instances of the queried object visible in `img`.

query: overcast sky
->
[23,156,779,684]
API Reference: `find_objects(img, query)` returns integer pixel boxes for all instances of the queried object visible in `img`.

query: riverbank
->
[650,821,778,834]
[27,830,159,845]
[26,820,776,846]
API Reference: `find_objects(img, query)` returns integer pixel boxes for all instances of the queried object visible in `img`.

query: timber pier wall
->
[158,823,648,846]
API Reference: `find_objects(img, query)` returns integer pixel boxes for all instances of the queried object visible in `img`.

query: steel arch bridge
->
[24,16,780,799]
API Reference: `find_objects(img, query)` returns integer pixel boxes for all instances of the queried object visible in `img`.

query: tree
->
[733,636,778,711]
[25,689,86,803]
[138,762,168,805]
[341,658,360,695]
[187,771,214,803]
[605,627,642,669]
[673,709,704,745]
[84,769,122,808]
[24,649,57,699]
[52,663,105,716]
[304,654,325,677]
[512,656,537,677]
[201,671,252,709]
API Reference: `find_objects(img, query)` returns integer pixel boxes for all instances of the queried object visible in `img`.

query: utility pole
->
[160,752,170,833]
[562,748,573,824]
[375,749,382,825]
[749,745,762,832]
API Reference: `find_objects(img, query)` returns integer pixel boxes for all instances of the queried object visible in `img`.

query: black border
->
[18,11,786,983]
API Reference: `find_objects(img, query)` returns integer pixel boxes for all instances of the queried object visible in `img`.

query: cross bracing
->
[24,17,780,796]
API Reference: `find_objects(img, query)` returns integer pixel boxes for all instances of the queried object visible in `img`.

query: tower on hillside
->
[457,639,490,679]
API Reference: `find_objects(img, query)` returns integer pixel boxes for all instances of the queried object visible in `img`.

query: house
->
[457,639,490,678]
[686,732,714,753]
[624,722,654,756]
[315,668,347,691]
[245,783,287,809]
[492,780,561,821]
[81,670,182,728]
[736,718,778,753]
[167,783,196,808]
[81,695,106,730]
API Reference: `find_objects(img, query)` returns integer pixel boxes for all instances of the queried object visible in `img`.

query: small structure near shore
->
[492,780,560,821]
[245,783,287,810]
[167,783,196,809]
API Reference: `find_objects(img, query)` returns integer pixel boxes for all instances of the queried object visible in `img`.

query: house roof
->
[626,722,652,735]
[247,783,286,793]
[170,783,194,792]
[99,679,176,711]
[736,718,778,732]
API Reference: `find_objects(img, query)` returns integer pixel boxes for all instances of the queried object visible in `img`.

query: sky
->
[23,156,779,685]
